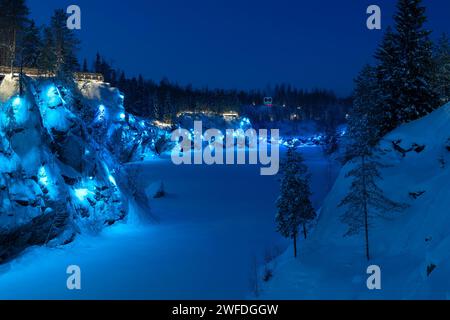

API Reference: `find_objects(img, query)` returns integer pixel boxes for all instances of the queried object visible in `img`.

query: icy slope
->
[261,103,450,299]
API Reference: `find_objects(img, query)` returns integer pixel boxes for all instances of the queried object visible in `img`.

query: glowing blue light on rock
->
[12,96,22,107]
[45,85,64,105]
[38,166,48,186]
[74,188,90,201]
[108,174,117,186]
[96,105,107,121]
[47,86,56,98]
[119,112,126,120]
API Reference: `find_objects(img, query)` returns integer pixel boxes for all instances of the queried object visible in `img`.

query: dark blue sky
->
[28,0,449,96]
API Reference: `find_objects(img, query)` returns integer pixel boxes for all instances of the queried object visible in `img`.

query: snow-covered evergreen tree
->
[392,0,439,123]
[276,147,316,258]
[345,66,381,160]
[433,33,450,105]
[0,0,29,69]
[50,9,80,80]
[374,27,399,134]
[36,27,56,74]
[82,58,89,72]
[341,68,408,261]
[17,20,41,68]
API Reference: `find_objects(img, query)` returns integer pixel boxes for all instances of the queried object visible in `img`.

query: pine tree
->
[340,68,407,261]
[82,58,89,72]
[433,33,450,105]
[0,0,29,69]
[94,52,102,73]
[17,20,41,68]
[392,0,439,123]
[345,66,382,160]
[50,9,80,79]
[374,27,399,134]
[276,147,316,258]
[36,27,56,74]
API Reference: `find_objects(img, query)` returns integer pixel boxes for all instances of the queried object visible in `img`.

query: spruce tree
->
[374,27,399,134]
[276,147,316,258]
[433,33,450,105]
[392,0,439,122]
[345,65,381,159]
[341,68,407,261]
[82,58,89,72]
[17,20,41,68]
[36,27,56,74]
[50,9,80,79]
[0,0,29,69]
[94,52,102,73]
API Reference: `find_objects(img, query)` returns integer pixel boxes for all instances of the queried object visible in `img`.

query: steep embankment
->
[262,103,450,299]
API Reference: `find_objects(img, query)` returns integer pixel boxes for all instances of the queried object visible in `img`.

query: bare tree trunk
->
[362,155,370,261]
[10,29,16,75]
[303,223,307,240]
[293,232,297,258]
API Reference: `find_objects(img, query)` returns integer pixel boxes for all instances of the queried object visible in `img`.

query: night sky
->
[28,0,450,96]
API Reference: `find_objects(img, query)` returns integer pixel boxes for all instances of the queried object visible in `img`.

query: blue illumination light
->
[12,96,22,107]
[38,166,48,186]
[108,174,117,186]
[74,188,91,201]
[119,112,126,120]
[96,105,107,121]
[46,86,55,98]
[45,85,66,106]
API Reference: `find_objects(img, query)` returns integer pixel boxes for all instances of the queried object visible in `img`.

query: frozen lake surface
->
[0,147,337,299]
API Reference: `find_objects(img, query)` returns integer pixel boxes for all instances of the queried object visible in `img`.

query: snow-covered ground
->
[0,147,338,299]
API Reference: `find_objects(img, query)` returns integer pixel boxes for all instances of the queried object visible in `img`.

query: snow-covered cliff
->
[0,75,167,263]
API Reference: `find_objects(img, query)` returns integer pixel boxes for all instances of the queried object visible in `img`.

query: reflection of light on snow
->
[153,120,172,128]
[38,166,48,186]
[96,105,106,121]
[46,85,65,105]
[74,188,90,201]
[12,96,22,107]
[108,175,117,186]
[46,86,56,98]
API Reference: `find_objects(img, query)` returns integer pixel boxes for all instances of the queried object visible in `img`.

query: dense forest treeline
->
[87,53,352,126]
